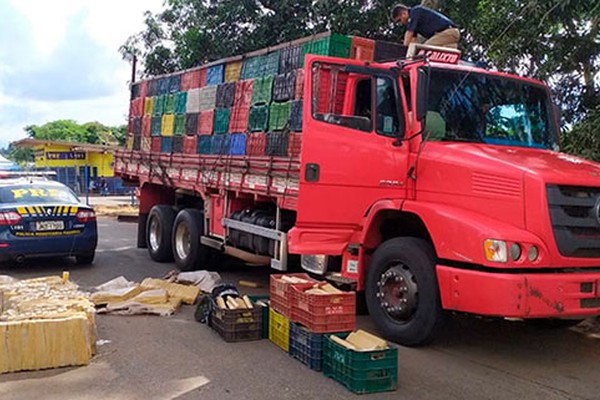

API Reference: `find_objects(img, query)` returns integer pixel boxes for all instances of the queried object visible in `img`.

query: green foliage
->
[561,106,600,163]
[25,120,127,146]
[1,145,34,165]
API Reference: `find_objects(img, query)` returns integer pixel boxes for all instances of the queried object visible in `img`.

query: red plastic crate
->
[234,79,254,108]
[287,133,302,158]
[183,136,197,154]
[229,105,250,133]
[198,68,207,88]
[141,116,152,137]
[246,132,267,156]
[292,308,355,334]
[128,117,135,134]
[295,69,304,100]
[291,284,356,316]
[351,36,375,61]
[270,273,318,318]
[139,80,148,99]
[181,70,203,91]
[198,110,215,135]
[151,137,161,152]
[315,68,347,115]
[130,98,143,117]
[270,297,290,318]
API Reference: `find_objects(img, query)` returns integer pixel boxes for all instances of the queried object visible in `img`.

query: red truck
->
[116,37,600,346]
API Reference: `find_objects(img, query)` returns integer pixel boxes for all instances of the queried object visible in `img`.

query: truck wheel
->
[146,205,176,262]
[366,237,445,346]
[172,209,212,271]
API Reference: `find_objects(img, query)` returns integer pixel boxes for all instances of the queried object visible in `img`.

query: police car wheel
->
[75,251,95,265]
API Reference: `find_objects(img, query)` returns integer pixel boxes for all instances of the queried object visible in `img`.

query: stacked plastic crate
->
[129,32,378,158]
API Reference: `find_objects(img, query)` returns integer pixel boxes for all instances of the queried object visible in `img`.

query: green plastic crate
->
[269,101,291,131]
[213,108,231,134]
[164,94,176,114]
[301,33,352,66]
[249,295,270,339]
[261,51,280,76]
[241,55,262,79]
[151,116,162,136]
[153,95,165,116]
[251,76,274,105]
[323,333,398,395]
[248,105,269,132]
[174,114,186,136]
[175,92,187,114]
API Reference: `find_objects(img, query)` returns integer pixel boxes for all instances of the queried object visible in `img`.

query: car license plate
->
[36,221,65,231]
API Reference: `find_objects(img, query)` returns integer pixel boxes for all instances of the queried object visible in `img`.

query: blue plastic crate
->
[160,137,173,153]
[211,134,230,155]
[158,78,170,95]
[169,75,181,93]
[289,322,325,371]
[207,64,225,86]
[197,135,212,154]
[290,100,303,132]
[228,133,247,155]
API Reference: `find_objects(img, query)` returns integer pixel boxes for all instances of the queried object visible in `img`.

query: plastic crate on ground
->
[197,135,212,154]
[174,114,186,136]
[141,116,152,137]
[183,136,197,154]
[161,114,175,136]
[161,136,173,153]
[213,108,231,135]
[198,110,215,135]
[185,113,199,136]
[248,105,269,132]
[210,301,262,343]
[289,322,331,371]
[229,106,250,133]
[246,132,267,156]
[269,273,317,318]
[323,333,398,395]
[228,133,247,156]
[151,116,162,136]
[206,64,225,86]
[251,76,274,105]
[175,92,188,114]
[280,45,302,74]
[302,34,352,66]
[290,284,356,333]
[164,94,176,114]
[225,61,243,82]
[374,40,407,62]
[234,80,254,109]
[351,36,375,61]
[216,82,236,108]
[269,102,292,131]
[269,307,290,352]
[273,71,296,102]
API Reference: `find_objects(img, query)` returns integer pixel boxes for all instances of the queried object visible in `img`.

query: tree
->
[1,145,34,165]
[25,120,127,146]
[561,105,600,163]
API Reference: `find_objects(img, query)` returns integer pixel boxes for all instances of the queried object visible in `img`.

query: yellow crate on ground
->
[269,307,290,352]
[224,61,243,82]
[161,114,175,136]
[144,97,154,116]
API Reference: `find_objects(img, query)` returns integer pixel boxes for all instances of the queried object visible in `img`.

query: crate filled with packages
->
[290,282,355,333]
[269,273,318,318]
[210,294,262,342]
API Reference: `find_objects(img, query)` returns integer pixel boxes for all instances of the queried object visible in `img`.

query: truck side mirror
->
[416,68,429,122]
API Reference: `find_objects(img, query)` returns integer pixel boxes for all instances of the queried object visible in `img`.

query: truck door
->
[294,56,410,250]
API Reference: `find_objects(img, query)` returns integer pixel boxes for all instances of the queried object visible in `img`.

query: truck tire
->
[172,209,213,271]
[146,205,176,262]
[366,237,445,346]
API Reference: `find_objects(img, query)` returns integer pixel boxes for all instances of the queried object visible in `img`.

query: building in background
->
[11,139,127,195]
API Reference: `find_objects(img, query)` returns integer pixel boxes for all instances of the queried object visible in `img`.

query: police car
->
[0,176,97,265]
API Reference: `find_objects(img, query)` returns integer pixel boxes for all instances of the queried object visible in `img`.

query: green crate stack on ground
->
[269,101,292,131]
[175,92,188,114]
[213,108,231,134]
[251,76,274,105]
[301,33,352,66]
[164,94,176,114]
[248,105,269,132]
[174,114,186,136]
[153,95,165,116]
[323,333,398,395]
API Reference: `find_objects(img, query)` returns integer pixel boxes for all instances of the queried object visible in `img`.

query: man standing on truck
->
[391,4,460,49]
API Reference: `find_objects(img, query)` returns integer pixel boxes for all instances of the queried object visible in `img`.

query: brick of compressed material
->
[233,80,253,109]
[289,100,303,132]
[153,95,165,116]
[185,113,199,136]
[161,114,175,136]
[175,92,188,114]
[206,64,225,86]
[213,108,231,135]
[280,45,302,74]
[174,114,186,136]
[198,110,215,135]
[164,94,176,114]
[248,105,269,132]
[228,133,247,155]
[251,76,274,105]
[224,61,243,82]
[272,71,296,102]
[143,97,154,116]
[216,82,236,108]
[269,101,292,131]
[151,116,162,136]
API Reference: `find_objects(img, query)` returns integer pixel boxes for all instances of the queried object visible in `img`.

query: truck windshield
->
[425,68,559,150]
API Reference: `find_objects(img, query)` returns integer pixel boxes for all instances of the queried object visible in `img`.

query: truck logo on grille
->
[595,197,600,226]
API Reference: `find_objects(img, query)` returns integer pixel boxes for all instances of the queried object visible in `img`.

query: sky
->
[0,0,164,148]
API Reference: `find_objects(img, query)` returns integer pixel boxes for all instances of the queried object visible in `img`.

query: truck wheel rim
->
[175,223,191,260]
[149,217,161,251]
[377,262,419,321]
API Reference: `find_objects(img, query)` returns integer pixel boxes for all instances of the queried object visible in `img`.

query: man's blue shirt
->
[407,6,457,39]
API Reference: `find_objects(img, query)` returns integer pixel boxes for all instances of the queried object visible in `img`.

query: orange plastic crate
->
[270,273,317,318]
[198,110,215,135]
[351,36,375,61]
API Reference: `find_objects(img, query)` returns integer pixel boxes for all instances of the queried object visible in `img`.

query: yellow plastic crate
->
[269,307,290,352]
[161,114,175,136]
[144,97,154,116]
[224,61,242,82]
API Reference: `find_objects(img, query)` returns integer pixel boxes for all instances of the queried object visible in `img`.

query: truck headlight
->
[484,239,507,263]
[301,255,328,275]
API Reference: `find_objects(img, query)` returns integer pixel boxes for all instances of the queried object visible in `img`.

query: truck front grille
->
[547,185,600,258]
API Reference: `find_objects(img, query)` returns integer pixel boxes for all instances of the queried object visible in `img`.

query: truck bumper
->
[437,265,600,318]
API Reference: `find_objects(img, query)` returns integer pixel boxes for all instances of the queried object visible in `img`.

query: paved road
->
[1,218,599,400]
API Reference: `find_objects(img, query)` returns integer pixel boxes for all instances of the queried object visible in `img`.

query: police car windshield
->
[425,68,560,150]
[0,185,79,205]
